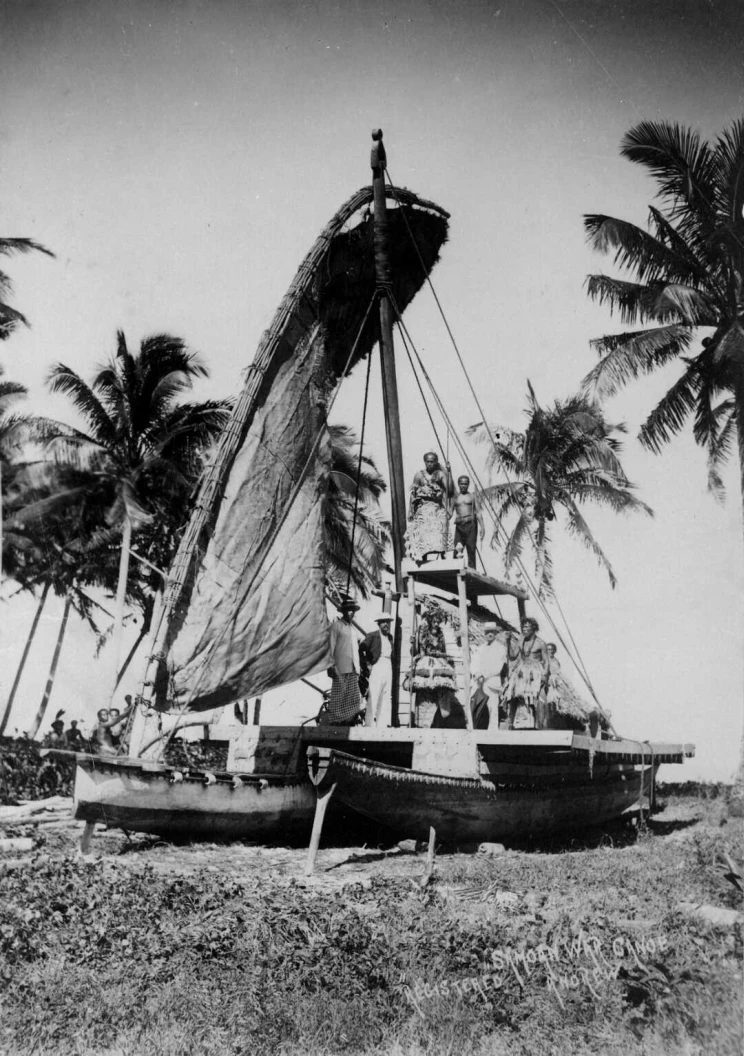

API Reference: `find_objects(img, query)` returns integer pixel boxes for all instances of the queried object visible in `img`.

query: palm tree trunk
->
[0,455,3,583]
[110,514,132,704]
[730,382,744,811]
[0,583,50,735]
[29,592,72,739]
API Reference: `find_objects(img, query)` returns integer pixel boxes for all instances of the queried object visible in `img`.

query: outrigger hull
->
[308,746,658,844]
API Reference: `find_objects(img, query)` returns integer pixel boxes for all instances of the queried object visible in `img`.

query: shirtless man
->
[91,701,135,755]
[451,475,484,567]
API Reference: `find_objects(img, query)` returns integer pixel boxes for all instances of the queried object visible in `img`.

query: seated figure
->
[410,601,458,728]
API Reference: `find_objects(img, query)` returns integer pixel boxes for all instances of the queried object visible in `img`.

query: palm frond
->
[713,118,744,225]
[585,275,681,325]
[639,361,705,453]
[583,214,705,286]
[583,325,693,398]
[47,364,118,448]
[562,498,617,589]
[502,511,530,574]
[647,208,717,289]
[704,402,735,503]
[0,302,28,338]
[620,121,718,232]
[652,284,716,325]
[564,476,653,517]
[0,238,54,259]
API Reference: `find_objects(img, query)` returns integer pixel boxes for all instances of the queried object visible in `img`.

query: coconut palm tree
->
[1,463,134,735]
[0,237,54,341]
[467,385,652,598]
[0,368,30,567]
[582,118,744,802]
[324,423,391,600]
[40,331,231,698]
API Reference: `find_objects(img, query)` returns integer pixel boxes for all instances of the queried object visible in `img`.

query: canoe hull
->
[72,755,317,840]
[309,747,658,843]
[57,726,687,844]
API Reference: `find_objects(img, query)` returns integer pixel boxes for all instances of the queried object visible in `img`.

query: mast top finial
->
[370,129,386,171]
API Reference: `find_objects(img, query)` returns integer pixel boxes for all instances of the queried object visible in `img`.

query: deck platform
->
[402,556,528,601]
[303,726,695,764]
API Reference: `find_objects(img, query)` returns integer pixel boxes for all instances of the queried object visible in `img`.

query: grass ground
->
[1,785,742,1056]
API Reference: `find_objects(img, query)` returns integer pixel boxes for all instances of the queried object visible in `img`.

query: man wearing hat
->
[470,623,507,728]
[360,612,394,727]
[42,716,68,749]
[326,597,364,725]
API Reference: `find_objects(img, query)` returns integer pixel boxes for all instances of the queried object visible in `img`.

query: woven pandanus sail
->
[150,186,449,713]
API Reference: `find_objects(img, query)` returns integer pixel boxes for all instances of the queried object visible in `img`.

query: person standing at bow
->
[360,613,395,727]
[327,597,364,725]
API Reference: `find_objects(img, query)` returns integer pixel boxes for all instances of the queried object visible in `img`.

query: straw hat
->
[372,612,393,624]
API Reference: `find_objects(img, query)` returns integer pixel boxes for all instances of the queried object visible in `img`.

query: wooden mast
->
[371,129,406,725]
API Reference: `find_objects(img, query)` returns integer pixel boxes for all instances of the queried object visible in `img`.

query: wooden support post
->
[304,782,337,876]
[79,821,95,856]
[420,825,436,887]
[517,598,527,623]
[407,574,418,727]
[457,571,474,730]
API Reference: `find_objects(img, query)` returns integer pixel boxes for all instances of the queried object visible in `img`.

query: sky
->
[0,0,743,781]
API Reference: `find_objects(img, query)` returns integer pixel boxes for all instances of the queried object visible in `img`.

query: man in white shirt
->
[327,597,364,725]
[471,623,506,727]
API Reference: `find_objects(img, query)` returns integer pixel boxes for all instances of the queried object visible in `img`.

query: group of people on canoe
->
[324,448,583,730]
[325,594,570,731]
[406,451,483,567]
[41,703,135,756]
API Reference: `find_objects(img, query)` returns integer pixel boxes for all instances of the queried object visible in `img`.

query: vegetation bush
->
[0,736,74,803]
[0,735,228,806]
[162,737,229,772]
[1,817,741,1056]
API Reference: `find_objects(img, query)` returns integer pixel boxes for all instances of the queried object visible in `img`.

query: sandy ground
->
[1,793,717,895]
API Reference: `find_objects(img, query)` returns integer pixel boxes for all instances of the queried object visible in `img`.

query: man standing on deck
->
[451,475,484,568]
[327,597,364,725]
[471,623,506,728]
[360,613,394,727]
